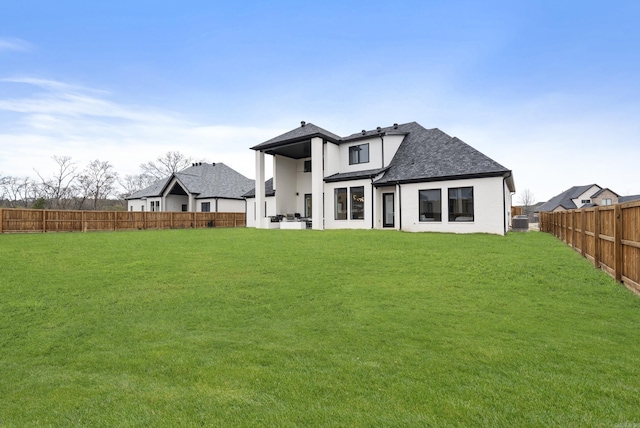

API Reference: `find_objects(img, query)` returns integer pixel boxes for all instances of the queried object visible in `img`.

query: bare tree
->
[139,151,192,180]
[2,176,37,208]
[0,174,8,205]
[35,156,78,209]
[517,188,537,215]
[77,160,118,210]
[118,173,157,199]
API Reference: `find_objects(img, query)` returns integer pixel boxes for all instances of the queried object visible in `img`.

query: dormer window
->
[349,143,369,165]
[581,199,591,204]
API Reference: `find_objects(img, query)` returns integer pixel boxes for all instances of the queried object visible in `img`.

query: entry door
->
[304,194,312,218]
[383,193,394,227]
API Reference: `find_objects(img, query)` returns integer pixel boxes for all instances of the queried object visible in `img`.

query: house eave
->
[374,171,512,187]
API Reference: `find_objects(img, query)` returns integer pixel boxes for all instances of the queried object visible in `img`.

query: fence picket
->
[540,201,640,294]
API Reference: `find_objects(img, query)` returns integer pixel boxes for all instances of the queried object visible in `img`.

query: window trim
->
[448,186,474,222]
[335,188,347,220]
[418,189,442,222]
[348,143,370,165]
[350,186,365,220]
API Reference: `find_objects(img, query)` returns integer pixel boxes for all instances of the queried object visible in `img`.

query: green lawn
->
[1,228,640,427]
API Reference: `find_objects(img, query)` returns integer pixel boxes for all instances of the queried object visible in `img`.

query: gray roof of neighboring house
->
[127,162,254,200]
[620,194,640,203]
[536,184,599,212]
[251,122,341,150]
[373,122,513,187]
[243,178,275,198]
[592,187,619,198]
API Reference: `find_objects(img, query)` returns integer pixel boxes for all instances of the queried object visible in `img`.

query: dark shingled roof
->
[127,163,254,200]
[536,184,598,212]
[374,122,512,186]
[243,178,275,198]
[324,168,388,183]
[620,194,640,203]
[251,123,341,150]
[245,121,515,197]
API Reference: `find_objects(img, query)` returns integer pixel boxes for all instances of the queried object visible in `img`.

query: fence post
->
[614,204,623,282]
[594,207,600,268]
[193,212,196,228]
[581,209,586,257]
[0,208,3,233]
[572,210,576,249]
[42,209,46,232]
[144,211,147,230]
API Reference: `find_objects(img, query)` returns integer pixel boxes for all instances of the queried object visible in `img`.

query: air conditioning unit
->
[512,215,529,232]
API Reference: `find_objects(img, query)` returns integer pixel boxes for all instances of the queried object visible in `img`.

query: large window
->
[351,186,365,220]
[335,188,347,220]
[304,159,312,173]
[448,187,474,222]
[201,202,211,212]
[419,189,442,222]
[349,144,369,165]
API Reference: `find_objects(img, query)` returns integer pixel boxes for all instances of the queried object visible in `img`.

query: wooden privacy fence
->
[0,208,246,233]
[539,201,640,294]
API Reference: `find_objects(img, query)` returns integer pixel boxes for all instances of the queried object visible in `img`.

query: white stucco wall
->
[399,177,509,235]
[324,142,340,177]
[196,198,245,212]
[245,196,276,227]
[323,179,373,230]
[339,137,383,173]
[274,155,297,214]
[382,134,404,168]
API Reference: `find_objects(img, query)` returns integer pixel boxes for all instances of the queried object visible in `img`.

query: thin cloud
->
[0,37,33,52]
[0,78,280,180]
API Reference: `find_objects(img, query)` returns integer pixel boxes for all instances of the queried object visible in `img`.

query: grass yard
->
[1,228,640,427]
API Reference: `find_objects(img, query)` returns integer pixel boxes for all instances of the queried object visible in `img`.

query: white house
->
[127,162,254,213]
[246,121,516,235]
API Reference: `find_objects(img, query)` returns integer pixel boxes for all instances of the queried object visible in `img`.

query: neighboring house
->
[536,185,619,213]
[126,162,254,213]
[620,194,640,203]
[246,121,516,235]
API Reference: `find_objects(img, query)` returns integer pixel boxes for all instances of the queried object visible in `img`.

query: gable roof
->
[373,122,513,189]
[536,184,599,212]
[127,163,254,200]
[251,122,341,151]
[592,187,619,198]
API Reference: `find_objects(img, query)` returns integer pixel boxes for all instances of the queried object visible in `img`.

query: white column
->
[311,137,323,230]
[255,150,266,228]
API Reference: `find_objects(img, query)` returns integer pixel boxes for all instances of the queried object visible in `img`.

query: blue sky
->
[1,0,639,202]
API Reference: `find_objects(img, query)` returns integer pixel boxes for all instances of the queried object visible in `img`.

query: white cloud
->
[0,38,32,53]
[0,78,283,182]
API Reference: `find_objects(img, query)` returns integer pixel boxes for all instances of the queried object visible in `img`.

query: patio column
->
[311,137,323,230]
[255,150,266,228]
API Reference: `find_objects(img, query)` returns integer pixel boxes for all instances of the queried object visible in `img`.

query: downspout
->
[371,177,375,229]
[215,198,219,213]
[503,177,507,235]
[398,182,402,231]
[379,135,385,167]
